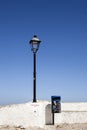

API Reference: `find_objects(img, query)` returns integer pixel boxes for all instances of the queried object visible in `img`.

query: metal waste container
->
[51,96,61,113]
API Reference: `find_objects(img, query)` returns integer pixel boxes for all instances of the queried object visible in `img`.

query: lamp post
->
[29,35,41,102]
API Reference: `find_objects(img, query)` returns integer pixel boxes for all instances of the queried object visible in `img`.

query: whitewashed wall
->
[0,101,87,128]
[55,103,87,124]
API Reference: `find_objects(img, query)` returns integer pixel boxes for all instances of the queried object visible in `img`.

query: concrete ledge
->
[61,102,87,111]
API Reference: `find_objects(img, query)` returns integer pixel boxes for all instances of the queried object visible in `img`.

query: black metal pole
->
[52,113,54,125]
[33,53,37,102]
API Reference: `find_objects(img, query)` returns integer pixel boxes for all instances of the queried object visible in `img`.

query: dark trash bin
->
[51,96,61,113]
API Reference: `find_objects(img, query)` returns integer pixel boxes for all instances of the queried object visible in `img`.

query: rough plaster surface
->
[0,101,87,128]
[1,124,87,130]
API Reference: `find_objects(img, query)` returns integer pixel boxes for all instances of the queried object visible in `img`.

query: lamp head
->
[29,35,41,53]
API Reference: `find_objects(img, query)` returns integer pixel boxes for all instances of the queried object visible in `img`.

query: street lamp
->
[29,35,41,102]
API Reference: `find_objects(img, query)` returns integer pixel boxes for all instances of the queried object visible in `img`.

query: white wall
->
[55,103,87,124]
[0,101,87,128]
[0,101,47,127]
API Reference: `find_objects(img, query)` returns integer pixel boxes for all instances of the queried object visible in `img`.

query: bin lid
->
[51,96,61,101]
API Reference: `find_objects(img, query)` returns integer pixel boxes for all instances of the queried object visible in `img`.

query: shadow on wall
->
[45,104,53,125]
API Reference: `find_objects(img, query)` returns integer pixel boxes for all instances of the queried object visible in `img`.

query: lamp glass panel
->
[31,43,39,53]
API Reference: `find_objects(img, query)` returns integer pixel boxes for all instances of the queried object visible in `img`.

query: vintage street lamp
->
[29,35,41,102]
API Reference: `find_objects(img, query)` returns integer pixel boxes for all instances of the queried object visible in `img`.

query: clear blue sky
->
[0,0,87,105]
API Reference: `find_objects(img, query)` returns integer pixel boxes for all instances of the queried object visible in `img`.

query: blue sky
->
[0,0,87,104]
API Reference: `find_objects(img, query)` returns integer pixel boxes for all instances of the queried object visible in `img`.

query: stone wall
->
[0,101,87,128]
